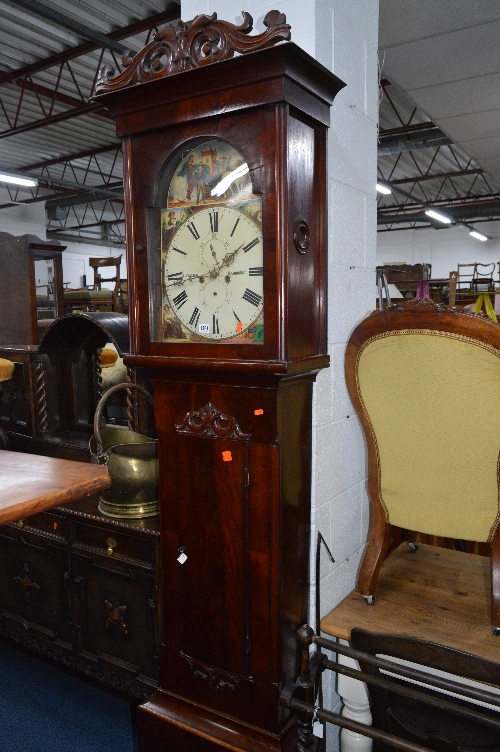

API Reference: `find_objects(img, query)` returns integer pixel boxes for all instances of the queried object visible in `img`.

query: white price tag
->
[177,552,188,564]
[313,720,324,738]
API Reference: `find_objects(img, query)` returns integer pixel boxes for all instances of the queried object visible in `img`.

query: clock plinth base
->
[137,690,299,752]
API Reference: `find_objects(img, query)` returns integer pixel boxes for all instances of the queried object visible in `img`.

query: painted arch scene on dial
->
[161,139,264,344]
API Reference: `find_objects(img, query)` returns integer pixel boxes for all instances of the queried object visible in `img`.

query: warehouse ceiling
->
[378,0,500,232]
[0,1,498,241]
[0,0,180,247]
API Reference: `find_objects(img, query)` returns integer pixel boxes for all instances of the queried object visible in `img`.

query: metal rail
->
[280,625,500,752]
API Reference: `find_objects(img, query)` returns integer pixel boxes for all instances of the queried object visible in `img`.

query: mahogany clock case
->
[93,35,345,752]
[95,43,345,374]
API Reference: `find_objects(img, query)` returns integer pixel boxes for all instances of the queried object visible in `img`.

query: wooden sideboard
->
[0,494,160,700]
[0,310,160,700]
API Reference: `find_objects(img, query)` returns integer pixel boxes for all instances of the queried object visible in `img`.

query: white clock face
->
[163,206,263,340]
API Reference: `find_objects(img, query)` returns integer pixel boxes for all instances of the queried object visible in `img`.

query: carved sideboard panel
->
[0,495,160,700]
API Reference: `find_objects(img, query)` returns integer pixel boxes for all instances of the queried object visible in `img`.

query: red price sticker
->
[222,451,232,462]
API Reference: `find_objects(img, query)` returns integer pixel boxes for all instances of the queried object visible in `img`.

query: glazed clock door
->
[175,432,250,684]
[150,138,264,348]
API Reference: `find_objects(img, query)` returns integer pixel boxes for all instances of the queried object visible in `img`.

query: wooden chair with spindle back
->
[457,262,476,291]
[88,256,122,311]
[345,298,500,633]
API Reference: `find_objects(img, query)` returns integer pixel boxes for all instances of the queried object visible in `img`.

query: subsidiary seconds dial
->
[164,206,263,340]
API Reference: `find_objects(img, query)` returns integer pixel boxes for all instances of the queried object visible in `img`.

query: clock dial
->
[163,206,263,341]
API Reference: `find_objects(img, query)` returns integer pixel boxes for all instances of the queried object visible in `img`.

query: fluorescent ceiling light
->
[425,208,452,224]
[0,172,38,187]
[211,163,249,198]
[376,183,392,195]
[469,229,488,242]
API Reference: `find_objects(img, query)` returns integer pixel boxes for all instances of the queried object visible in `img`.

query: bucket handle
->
[94,382,154,459]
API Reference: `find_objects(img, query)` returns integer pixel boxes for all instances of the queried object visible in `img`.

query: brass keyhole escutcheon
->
[17,519,24,529]
[293,219,310,254]
[106,537,117,556]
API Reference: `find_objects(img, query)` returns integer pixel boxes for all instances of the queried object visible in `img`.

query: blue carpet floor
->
[0,641,136,752]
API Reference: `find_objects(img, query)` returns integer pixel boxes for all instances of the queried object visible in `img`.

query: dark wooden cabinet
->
[0,312,151,461]
[0,233,65,345]
[0,345,39,441]
[0,495,160,700]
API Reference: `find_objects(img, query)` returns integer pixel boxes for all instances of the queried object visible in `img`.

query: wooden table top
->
[320,543,500,664]
[0,450,110,526]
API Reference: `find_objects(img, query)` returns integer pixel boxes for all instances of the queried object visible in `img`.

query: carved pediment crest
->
[95,10,291,94]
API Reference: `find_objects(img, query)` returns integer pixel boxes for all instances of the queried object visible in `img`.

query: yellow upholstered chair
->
[345,298,500,633]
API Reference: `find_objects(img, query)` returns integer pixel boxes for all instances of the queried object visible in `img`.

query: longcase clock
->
[94,11,345,752]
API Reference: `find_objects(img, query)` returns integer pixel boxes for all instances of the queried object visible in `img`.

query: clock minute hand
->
[166,272,208,288]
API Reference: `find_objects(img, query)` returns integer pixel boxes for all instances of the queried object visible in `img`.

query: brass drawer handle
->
[106,537,117,556]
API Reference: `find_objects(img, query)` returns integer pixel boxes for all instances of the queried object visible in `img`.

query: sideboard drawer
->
[72,521,155,569]
[17,511,69,544]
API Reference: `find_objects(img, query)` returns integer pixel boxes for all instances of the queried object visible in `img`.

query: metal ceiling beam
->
[378,200,500,225]
[14,77,112,119]
[0,6,180,140]
[379,121,437,137]
[379,191,500,214]
[21,143,120,171]
[388,168,483,185]
[0,173,123,210]
[378,129,452,155]
[12,0,130,54]
[45,188,124,208]
[0,5,181,86]
[46,231,125,248]
[49,219,125,232]
[0,101,102,140]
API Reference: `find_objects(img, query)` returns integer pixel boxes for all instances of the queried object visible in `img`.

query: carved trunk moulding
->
[95,11,291,93]
[175,402,250,440]
[180,653,250,694]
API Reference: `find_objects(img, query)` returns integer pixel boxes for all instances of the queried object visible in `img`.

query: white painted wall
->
[180,2,378,750]
[377,221,500,280]
[0,196,126,290]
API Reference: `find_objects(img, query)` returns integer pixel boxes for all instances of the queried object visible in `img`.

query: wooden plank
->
[320,543,500,663]
[0,450,110,526]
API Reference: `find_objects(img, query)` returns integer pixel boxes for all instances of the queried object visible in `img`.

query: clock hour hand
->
[215,243,245,275]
